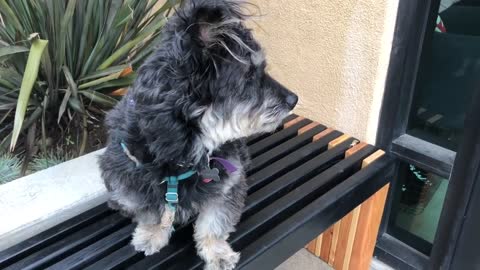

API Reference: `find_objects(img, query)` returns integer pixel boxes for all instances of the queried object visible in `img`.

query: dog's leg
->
[194,190,245,270]
[131,207,175,255]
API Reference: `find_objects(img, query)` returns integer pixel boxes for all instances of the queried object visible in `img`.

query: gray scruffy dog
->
[99,0,298,269]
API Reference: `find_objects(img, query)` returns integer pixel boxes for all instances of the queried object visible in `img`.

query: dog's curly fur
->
[99,0,297,269]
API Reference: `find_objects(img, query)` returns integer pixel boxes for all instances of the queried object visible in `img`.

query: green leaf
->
[2,105,42,150]
[79,64,128,81]
[0,64,23,88]
[68,96,84,113]
[0,46,29,58]
[113,0,135,27]
[78,71,123,89]
[0,103,15,110]
[0,0,24,35]
[79,108,87,155]
[58,0,77,69]
[96,16,166,70]
[75,0,95,76]
[10,38,48,151]
[91,73,136,91]
[61,66,78,97]
[105,0,123,30]
[79,90,117,107]
[57,88,71,123]
[0,108,12,125]
[0,79,16,90]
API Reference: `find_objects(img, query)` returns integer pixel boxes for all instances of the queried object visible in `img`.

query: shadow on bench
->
[0,115,392,270]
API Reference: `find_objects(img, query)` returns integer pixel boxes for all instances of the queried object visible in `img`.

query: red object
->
[436,16,447,33]
[203,178,213,183]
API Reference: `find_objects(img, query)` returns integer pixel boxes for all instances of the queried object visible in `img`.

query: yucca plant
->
[0,0,179,170]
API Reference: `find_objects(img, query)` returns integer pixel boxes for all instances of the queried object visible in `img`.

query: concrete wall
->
[249,0,399,143]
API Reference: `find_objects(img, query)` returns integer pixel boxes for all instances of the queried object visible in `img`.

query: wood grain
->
[342,206,361,270]
[306,147,389,270]
[312,128,334,142]
[362,150,385,168]
[328,222,341,265]
[345,142,367,157]
[320,226,333,261]
[332,208,355,269]
[312,139,368,265]
[348,150,389,270]
[283,116,305,128]
[298,122,320,135]
[328,134,351,149]
[326,141,367,267]
[331,143,369,269]
[315,234,323,257]
[306,238,316,254]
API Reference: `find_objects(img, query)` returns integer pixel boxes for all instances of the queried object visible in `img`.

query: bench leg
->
[194,196,244,270]
[131,207,175,255]
[306,184,390,270]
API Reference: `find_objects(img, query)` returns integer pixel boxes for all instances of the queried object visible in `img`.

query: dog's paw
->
[200,240,240,270]
[131,225,170,256]
[205,250,240,270]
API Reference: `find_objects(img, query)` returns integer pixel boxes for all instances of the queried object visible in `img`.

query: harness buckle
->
[165,192,179,203]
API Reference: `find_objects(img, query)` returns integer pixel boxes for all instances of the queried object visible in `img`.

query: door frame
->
[374,0,480,269]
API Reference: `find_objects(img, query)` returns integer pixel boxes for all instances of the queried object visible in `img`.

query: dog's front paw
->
[205,250,240,270]
[200,240,240,270]
[131,225,171,256]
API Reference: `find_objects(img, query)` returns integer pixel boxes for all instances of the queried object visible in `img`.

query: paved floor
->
[275,249,394,270]
[276,249,332,270]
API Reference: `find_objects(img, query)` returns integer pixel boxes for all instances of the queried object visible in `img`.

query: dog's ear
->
[185,1,246,50]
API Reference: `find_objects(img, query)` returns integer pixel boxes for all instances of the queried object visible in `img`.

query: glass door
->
[374,0,480,268]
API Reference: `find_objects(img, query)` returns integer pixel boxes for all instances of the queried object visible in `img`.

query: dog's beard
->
[199,100,289,152]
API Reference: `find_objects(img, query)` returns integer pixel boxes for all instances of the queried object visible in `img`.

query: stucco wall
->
[249,0,399,143]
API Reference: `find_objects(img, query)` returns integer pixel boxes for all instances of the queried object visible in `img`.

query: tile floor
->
[275,249,394,270]
[276,249,332,270]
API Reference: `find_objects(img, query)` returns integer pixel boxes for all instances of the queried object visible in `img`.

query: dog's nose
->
[286,94,298,110]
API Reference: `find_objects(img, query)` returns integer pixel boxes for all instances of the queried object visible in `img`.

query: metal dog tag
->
[200,168,220,182]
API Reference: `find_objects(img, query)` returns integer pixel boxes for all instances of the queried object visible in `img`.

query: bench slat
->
[248,124,326,175]
[124,227,195,270]
[4,213,128,270]
[0,204,111,269]
[246,114,298,146]
[83,245,141,270]
[248,118,312,158]
[247,131,343,194]
[243,145,376,219]
[46,224,134,270]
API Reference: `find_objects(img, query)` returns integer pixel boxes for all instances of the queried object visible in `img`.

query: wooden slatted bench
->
[0,115,392,270]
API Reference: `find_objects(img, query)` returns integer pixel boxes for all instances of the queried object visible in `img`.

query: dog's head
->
[134,0,298,160]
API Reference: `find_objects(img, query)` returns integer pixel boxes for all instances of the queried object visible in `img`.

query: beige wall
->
[249,0,399,143]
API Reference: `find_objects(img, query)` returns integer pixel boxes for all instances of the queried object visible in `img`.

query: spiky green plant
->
[30,149,74,173]
[0,0,179,157]
[0,153,21,184]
